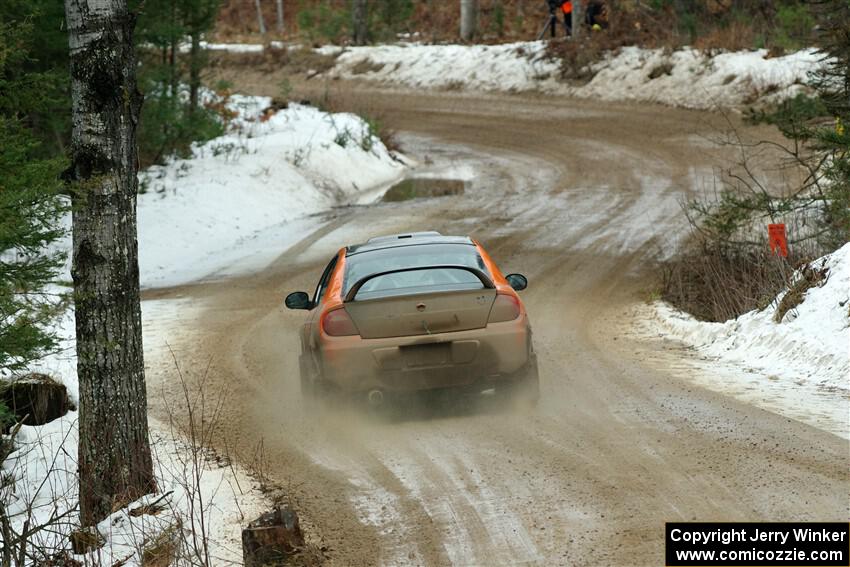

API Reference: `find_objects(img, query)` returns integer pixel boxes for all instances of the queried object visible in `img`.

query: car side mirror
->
[505,273,528,291]
[285,291,312,310]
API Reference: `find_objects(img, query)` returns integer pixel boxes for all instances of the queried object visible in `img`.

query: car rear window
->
[344,244,490,299]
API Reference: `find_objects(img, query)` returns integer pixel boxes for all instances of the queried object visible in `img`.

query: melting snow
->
[645,243,850,438]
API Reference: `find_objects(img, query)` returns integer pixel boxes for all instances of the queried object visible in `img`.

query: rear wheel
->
[496,353,539,406]
[299,354,325,400]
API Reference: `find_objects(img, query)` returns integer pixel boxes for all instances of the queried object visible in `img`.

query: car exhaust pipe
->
[367,389,385,407]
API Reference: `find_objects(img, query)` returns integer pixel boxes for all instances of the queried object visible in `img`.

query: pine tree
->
[135,0,224,165]
[0,17,67,377]
[0,0,71,156]
[180,0,221,115]
[808,0,850,247]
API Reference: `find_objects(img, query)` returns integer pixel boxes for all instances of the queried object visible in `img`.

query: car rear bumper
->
[317,314,532,393]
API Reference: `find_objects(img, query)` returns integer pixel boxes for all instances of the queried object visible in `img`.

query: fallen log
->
[1,373,71,429]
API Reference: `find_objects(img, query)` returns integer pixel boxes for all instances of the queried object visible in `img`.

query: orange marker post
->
[768,223,788,257]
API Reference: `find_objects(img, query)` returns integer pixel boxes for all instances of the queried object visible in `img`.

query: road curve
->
[142,87,850,566]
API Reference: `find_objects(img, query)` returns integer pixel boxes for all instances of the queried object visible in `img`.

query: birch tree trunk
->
[352,0,368,45]
[63,0,155,527]
[275,0,284,33]
[255,0,267,35]
[460,0,478,41]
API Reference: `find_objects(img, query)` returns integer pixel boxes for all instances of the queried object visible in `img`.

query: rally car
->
[285,232,538,405]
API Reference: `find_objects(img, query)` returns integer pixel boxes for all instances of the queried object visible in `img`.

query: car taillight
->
[321,307,359,336]
[488,293,521,323]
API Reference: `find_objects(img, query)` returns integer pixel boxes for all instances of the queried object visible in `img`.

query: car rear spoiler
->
[344,265,495,302]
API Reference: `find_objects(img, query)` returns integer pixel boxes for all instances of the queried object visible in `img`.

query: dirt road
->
[142,87,849,566]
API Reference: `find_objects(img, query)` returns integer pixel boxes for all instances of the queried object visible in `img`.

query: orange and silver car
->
[285,232,538,405]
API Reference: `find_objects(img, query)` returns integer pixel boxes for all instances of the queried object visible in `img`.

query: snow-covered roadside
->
[198,40,821,109]
[2,95,407,564]
[326,42,821,110]
[635,244,850,439]
[5,415,266,565]
[137,95,406,287]
[3,309,268,565]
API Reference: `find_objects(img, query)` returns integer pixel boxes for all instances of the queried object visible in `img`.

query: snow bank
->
[184,39,822,108]
[645,243,850,437]
[177,40,290,54]
[327,42,822,110]
[576,46,821,108]
[332,41,558,93]
[137,95,405,287]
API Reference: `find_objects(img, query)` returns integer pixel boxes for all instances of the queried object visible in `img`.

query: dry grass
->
[209,46,339,76]
[141,525,179,567]
[694,20,758,53]
[660,236,813,323]
[772,260,829,322]
[349,59,385,75]
[308,86,403,155]
[648,61,674,80]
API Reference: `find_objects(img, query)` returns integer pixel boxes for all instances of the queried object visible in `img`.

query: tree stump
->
[1,373,71,429]
[242,506,304,566]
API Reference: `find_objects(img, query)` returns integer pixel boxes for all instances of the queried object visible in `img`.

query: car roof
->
[345,231,475,256]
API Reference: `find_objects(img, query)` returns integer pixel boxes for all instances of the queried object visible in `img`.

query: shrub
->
[772,259,829,323]
[773,3,816,51]
[137,88,226,167]
[661,239,804,322]
[662,0,848,321]
[0,399,13,431]
[370,0,414,42]
[362,114,400,154]
[296,0,350,44]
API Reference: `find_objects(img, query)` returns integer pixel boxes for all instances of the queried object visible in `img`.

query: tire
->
[496,353,540,406]
[299,354,323,400]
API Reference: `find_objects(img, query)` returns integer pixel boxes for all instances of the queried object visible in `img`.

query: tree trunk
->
[460,0,478,42]
[255,0,267,35]
[169,0,177,97]
[352,0,368,45]
[189,30,202,115]
[275,0,284,33]
[63,0,155,527]
[572,0,583,39]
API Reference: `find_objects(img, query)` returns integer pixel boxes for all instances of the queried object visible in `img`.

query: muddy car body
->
[285,232,538,403]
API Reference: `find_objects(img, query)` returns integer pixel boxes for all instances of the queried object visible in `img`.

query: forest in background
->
[1,0,846,415]
[216,0,817,52]
[0,0,231,414]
